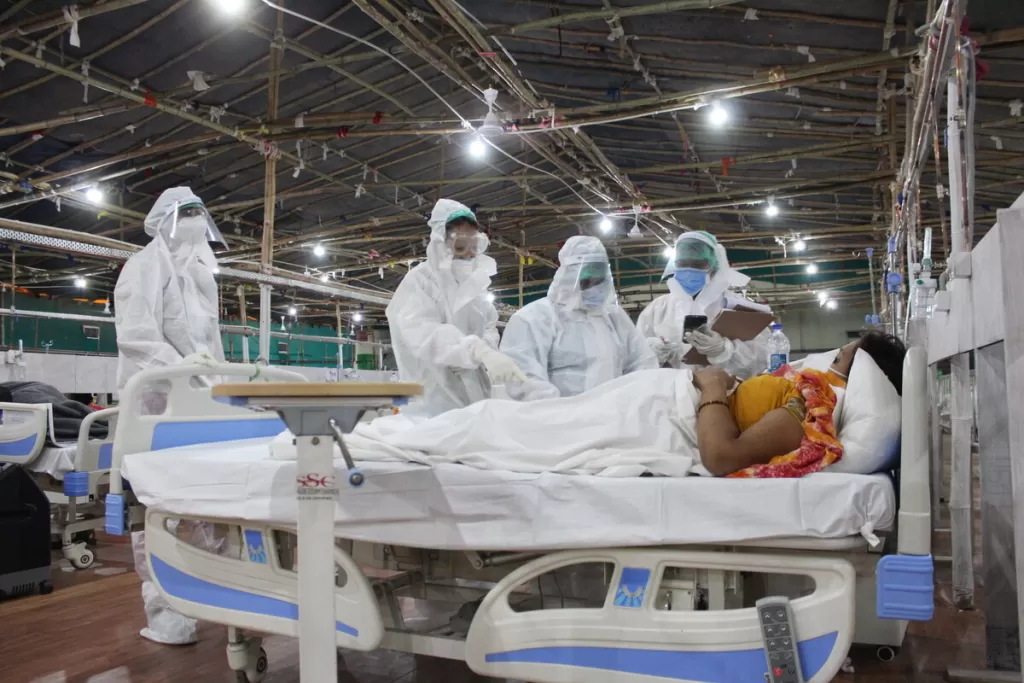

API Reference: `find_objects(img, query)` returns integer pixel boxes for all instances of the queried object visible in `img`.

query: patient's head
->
[830,331,907,395]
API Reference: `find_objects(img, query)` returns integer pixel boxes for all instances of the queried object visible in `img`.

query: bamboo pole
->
[500,0,744,34]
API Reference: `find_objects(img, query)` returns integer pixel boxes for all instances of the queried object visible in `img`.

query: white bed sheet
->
[28,443,77,480]
[123,439,896,551]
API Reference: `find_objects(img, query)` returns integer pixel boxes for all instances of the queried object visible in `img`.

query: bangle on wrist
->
[697,399,728,415]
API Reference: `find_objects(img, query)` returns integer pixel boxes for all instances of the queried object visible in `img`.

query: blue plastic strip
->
[151,554,358,637]
[63,471,89,497]
[485,632,838,683]
[104,493,127,535]
[150,418,285,451]
[0,433,38,458]
[98,443,113,470]
[877,554,934,621]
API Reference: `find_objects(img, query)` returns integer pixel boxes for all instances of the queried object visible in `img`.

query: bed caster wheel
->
[876,645,898,662]
[348,469,364,487]
[70,548,95,570]
[38,580,53,595]
[234,647,267,683]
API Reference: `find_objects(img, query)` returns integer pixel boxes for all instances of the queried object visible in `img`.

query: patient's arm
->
[693,369,804,476]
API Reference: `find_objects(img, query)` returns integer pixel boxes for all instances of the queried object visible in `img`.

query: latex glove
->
[181,353,220,369]
[472,343,527,384]
[685,328,730,361]
[181,353,218,388]
[650,338,682,364]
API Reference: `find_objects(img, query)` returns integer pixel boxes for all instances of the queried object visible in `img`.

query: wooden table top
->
[211,381,423,399]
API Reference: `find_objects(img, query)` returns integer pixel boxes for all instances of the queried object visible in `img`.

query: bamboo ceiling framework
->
[0,0,1021,325]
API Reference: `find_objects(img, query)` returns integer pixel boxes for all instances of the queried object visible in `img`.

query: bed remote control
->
[756,596,804,683]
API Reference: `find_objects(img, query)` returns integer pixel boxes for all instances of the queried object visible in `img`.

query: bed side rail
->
[874,345,934,623]
[0,402,49,465]
[105,363,306,534]
[60,407,120,499]
[466,548,855,683]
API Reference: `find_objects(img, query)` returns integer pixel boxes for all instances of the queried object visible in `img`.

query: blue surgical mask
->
[674,268,709,296]
[580,286,606,309]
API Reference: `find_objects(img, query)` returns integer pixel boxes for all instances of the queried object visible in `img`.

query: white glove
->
[472,342,527,384]
[181,353,220,369]
[650,338,682,365]
[685,328,731,361]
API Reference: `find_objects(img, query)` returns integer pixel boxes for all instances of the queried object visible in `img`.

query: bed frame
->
[0,401,119,569]
[108,352,934,683]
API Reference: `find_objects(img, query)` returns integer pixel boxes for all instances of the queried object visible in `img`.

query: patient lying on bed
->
[283,332,906,479]
[694,331,905,476]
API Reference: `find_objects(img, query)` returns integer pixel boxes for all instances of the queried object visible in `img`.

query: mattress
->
[122,439,896,551]
[28,443,77,480]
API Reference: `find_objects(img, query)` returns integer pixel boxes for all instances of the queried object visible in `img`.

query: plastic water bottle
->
[766,323,790,373]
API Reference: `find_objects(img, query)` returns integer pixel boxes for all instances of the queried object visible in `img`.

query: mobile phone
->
[683,315,708,333]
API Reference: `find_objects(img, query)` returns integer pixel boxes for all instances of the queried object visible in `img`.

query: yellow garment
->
[729,371,847,433]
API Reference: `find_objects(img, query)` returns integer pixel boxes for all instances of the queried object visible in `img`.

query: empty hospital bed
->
[106,350,934,683]
[0,400,119,569]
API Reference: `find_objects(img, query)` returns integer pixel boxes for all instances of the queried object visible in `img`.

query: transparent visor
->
[446,224,487,259]
[569,259,614,307]
[674,241,715,274]
[172,201,227,246]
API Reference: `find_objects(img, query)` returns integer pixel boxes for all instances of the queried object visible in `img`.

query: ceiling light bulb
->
[216,0,244,14]
[817,291,829,303]
[806,264,818,275]
[85,188,103,204]
[487,293,495,302]
[599,217,613,233]
[287,306,297,316]
[793,239,806,252]
[353,311,363,322]
[826,299,838,310]
[74,277,87,288]
[469,137,486,158]
[709,103,728,127]
[663,246,675,259]
[313,243,326,257]
[320,273,329,283]
[765,203,780,218]
[211,266,220,275]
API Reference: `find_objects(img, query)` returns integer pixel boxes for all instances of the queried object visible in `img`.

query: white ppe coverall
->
[386,199,513,417]
[500,236,657,401]
[636,232,771,380]
[114,186,225,645]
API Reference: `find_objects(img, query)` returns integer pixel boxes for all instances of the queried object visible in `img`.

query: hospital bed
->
[107,349,935,683]
[0,400,119,569]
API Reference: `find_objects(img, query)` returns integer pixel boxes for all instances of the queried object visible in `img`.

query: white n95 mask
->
[451,259,474,283]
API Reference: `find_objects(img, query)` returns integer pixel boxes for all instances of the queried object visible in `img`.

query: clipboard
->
[682,308,775,365]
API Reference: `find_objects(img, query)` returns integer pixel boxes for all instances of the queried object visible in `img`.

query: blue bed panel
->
[150,418,286,451]
[98,443,113,470]
[151,554,358,636]
[484,631,838,683]
[0,433,39,459]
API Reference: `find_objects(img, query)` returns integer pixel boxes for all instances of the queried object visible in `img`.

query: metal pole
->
[237,285,250,363]
[259,4,285,366]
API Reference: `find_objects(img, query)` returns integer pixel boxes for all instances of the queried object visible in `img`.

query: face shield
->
[569,258,614,309]
[445,218,487,260]
[170,200,227,247]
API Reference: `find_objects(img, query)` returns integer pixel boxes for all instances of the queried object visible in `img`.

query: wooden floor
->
[0,537,992,683]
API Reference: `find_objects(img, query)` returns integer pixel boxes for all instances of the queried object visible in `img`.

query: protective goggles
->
[446,222,487,258]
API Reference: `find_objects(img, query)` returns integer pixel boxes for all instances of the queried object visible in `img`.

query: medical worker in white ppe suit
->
[636,231,771,379]
[114,186,226,645]
[387,199,526,417]
[500,236,657,400]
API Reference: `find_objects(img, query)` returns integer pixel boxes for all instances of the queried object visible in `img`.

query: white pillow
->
[829,348,901,474]
[791,349,839,373]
